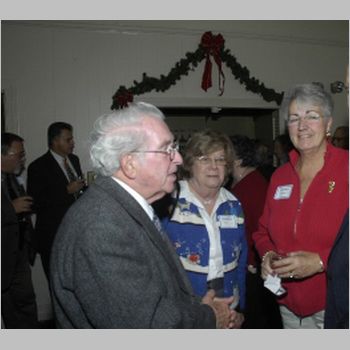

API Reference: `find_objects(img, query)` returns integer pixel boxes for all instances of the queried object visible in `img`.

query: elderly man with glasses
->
[50,102,235,329]
[1,132,38,328]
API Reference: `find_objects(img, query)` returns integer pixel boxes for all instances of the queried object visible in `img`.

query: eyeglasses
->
[132,141,179,161]
[196,155,227,167]
[8,151,26,159]
[287,112,323,126]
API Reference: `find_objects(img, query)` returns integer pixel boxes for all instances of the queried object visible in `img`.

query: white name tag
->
[274,185,293,200]
[218,215,237,228]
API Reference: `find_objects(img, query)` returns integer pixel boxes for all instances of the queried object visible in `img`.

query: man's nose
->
[173,150,183,165]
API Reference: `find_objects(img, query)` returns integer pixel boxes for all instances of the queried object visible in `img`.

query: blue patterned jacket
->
[162,181,247,310]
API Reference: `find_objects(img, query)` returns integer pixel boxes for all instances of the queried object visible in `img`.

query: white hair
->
[89,102,165,176]
[280,83,334,122]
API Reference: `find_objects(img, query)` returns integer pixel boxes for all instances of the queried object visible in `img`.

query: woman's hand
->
[272,251,324,280]
[261,251,280,280]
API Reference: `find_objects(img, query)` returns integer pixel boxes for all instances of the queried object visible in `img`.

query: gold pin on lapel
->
[328,181,335,193]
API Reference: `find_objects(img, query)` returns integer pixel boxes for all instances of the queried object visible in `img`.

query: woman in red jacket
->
[253,83,349,328]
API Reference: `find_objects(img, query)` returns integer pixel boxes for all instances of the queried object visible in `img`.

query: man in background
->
[1,132,38,328]
[27,122,84,282]
[50,102,235,328]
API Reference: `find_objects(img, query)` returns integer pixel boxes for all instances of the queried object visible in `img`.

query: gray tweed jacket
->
[50,176,215,328]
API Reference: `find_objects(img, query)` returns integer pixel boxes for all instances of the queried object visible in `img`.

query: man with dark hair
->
[27,122,84,281]
[1,132,38,328]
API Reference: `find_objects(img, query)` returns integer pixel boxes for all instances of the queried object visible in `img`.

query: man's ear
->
[120,154,137,179]
[51,137,58,149]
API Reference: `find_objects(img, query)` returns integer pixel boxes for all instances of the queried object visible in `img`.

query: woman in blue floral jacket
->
[162,130,247,329]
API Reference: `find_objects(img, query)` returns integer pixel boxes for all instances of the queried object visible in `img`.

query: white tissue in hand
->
[264,274,286,296]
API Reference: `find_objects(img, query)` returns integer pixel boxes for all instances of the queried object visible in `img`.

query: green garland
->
[111,32,284,110]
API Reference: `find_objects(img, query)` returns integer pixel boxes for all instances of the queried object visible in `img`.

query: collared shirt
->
[1,171,26,198]
[112,177,154,221]
[181,181,225,281]
[163,179,247,304]
[50,150,78,181]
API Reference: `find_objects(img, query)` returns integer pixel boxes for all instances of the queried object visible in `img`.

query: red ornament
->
[114,90,134,109]
[188,254,200,264]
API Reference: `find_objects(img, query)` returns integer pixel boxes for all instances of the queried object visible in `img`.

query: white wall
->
[1,20,348,320]
[2,20,348,172]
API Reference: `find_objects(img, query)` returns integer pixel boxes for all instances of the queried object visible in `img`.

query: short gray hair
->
[280,83,334,122]
[90,102,165,176]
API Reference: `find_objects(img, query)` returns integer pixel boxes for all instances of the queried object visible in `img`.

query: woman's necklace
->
[194,191,215,206]
[202,198,213,205]
[188,181,216,206]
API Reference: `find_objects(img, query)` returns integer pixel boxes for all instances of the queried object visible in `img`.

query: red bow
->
[200,31,225,96]
[114,90,134,109]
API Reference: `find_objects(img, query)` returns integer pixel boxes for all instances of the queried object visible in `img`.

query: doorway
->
[160,107,279,152]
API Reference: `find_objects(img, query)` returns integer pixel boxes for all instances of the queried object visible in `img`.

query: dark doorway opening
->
[160,107,279,152]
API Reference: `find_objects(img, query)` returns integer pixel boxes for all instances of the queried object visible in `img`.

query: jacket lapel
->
[94,176,194,294]
[45,151,70,185]
[68,154,82,178]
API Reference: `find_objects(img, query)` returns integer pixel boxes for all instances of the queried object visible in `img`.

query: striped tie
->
[64,158,80,200]
[152,213,167,240]
[64,158,77,182]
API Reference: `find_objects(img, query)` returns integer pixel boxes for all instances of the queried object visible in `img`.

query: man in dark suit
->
[324,211,349,328]
[50,102,235,328]
[27,122,85,281]
[1,132,38,328]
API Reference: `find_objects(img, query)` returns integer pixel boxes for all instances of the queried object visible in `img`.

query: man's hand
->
[230,310,244,329]
[12,196,33,213]
[202,289,236,328]
[67,179,84,194]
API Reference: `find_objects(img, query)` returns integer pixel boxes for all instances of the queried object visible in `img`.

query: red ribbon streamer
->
[200,31,225,96]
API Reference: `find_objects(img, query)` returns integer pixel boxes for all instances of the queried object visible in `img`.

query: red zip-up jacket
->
[253,142,349,317]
